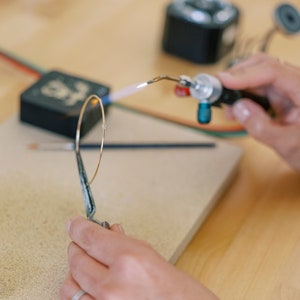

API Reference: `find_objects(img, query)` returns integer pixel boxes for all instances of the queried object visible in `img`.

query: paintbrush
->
[28,142,216,151]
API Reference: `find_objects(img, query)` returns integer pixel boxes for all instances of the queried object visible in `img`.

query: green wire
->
[0,48,47,74]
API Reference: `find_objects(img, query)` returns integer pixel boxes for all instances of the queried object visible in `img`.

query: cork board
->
[0,106,242,299]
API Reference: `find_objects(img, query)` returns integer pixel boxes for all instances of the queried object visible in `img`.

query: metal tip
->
[147,74,180,85]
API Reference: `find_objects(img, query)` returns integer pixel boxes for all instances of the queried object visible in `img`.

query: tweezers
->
[75,94,110,229]
[75,150,109,228]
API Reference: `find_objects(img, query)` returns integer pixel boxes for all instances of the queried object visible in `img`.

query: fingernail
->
[66,219,72,233]
[116,224,125,234]
[233,101,251,123]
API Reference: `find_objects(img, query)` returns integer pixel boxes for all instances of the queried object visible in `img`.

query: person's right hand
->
[218,53,300,172]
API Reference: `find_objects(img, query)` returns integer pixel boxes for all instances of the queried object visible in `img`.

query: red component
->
[174,84,190,97]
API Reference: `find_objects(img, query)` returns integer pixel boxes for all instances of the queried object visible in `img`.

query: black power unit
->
[20,70,110,138]
[162,0,240,64]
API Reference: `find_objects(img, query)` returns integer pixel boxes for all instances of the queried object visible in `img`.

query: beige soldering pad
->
[0,106,242,299]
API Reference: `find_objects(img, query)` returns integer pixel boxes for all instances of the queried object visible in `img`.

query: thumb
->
[110,223,126,235]
[232,100,279,146]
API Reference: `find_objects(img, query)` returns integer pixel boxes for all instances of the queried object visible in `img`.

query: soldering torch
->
[147,73,271,124]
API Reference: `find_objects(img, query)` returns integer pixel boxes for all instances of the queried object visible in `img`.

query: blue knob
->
[197,102,211,124]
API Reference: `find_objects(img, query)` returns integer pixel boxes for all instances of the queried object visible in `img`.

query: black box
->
[20,70,110,138]
[162,0,240,64]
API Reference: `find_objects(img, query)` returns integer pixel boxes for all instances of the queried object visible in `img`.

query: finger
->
[217,60,277,91]
[233,99,300,172]
[218,57,300,107]
[60,272,93,300]
[68,242,108,297]
[67,217,149,266]
[227,52,269,71]
[231,99,282,146]
[274,125,300,172]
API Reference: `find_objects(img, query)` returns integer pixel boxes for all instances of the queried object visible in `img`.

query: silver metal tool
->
[75,94,110,229]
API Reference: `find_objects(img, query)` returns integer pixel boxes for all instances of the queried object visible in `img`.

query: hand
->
[60,217,219,300]
[218,52,300,172]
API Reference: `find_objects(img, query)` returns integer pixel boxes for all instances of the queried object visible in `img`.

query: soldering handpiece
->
[188,73,271,123]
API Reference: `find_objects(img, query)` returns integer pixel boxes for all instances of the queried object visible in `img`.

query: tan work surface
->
[0,105,242,299]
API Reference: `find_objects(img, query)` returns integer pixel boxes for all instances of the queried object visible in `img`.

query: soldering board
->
[0,105,242,299]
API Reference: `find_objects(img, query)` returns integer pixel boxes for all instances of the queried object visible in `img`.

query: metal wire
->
[75,94,106,185]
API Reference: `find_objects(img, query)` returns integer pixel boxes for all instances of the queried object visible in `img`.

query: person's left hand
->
[60,216,218,300]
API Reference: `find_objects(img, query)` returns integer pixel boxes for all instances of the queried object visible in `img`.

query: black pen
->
[28,142,216,151]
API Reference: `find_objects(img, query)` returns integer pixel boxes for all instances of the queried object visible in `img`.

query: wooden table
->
[0,1,299,299]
